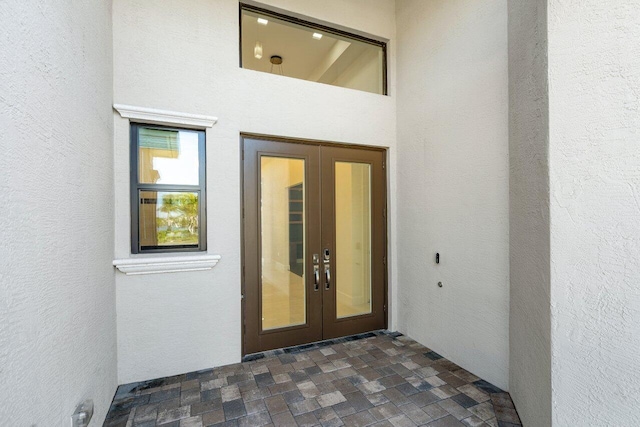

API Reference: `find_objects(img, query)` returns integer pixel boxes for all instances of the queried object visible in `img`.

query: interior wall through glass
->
[241,5,386,95]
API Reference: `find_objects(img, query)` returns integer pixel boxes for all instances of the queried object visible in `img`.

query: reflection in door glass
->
[261,157,306,330]
[335,162,372,318]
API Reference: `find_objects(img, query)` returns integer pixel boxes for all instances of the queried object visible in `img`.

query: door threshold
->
[242,330,400,362]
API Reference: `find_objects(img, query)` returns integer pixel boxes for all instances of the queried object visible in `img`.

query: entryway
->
[106,332,522,427]
[242,136,387,355]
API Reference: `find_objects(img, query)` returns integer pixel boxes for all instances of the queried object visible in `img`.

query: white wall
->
[0,1,116,425]
[332,48,384,95]
[507,1,552,425]
[396,0,510,390]
[113,0,397,384]
[548,0,640,425]
[509,1,640,425]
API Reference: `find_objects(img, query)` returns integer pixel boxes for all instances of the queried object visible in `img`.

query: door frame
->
[240,133,389,356]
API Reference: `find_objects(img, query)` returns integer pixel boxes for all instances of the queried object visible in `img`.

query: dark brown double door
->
[242,136,387,355]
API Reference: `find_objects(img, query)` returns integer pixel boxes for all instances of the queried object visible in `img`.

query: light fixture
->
[312,32,323,40]
[257,17,268,25]
[270,55,284,75]
[254,41,263,59]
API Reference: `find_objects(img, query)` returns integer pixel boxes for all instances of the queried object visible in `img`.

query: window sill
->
[113,254,221,275]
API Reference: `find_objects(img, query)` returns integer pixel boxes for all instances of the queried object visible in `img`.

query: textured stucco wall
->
[0,1,117,426]
[507,1,552,425]
[548,1,640,425]
[509,1,640,424]
[112,0,397,383]
[396,0,510,390]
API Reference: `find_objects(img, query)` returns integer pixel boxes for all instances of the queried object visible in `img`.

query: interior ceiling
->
[242,13,357,81]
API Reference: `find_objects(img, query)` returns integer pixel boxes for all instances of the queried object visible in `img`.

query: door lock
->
[323,248,331,290]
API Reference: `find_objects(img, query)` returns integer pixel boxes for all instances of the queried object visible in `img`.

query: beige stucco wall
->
[0,1,117,425]
[508,1,552,425]
[112,0,398,383]
[396,0,510,390]
[548,0,640,425]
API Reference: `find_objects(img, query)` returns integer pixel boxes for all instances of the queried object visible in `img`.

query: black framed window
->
[130,124,207,254]
[240,3,388,95]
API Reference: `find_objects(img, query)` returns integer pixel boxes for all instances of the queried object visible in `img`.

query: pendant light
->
[270,55,284,75]
[254,41,263,59]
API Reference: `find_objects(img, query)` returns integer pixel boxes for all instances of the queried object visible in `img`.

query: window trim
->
[239,3,388,96]
[130,123,207,254]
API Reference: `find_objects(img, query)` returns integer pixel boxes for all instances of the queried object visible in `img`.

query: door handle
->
[313,265,320,291]
[324,264,331,290]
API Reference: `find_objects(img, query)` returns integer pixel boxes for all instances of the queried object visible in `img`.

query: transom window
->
[240,4,387,95]
[130,124,207,253]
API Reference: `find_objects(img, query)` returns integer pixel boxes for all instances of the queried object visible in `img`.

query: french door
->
[242,136,386,355]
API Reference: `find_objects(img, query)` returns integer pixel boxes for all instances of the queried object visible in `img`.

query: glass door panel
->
[243,137,385,355]
[335,162,372,318]
[260,157,306,330]
[243,137,322,355]
[321,145,386,340]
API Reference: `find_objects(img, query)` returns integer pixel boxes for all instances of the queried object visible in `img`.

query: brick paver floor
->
[104,332,521,427]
